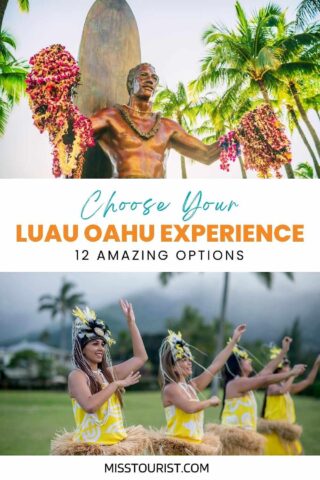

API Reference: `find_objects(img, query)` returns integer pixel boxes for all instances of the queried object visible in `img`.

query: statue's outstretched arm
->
[169,122,220,165]
[89,110,110,135]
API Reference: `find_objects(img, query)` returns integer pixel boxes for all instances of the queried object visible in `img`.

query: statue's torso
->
[97,108,175,178]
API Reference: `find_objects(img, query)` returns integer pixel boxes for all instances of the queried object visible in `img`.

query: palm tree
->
[273,20,320,157]
[159,272,294,392]
[0,29,28,134]
[296,0,320,29]
[294,161,314,178]
[38,278,85,351]
[287,104,320,177]
[154,83,198,178]
[190,91,264,178]
[0,0,29,30]
[197,10,320,177]
[193,2,320,178]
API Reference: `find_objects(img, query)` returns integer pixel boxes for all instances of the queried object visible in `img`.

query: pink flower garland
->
[26,44,95,178]
[218,131,241,172]
[237,104,291,179]
[218,104,292,178]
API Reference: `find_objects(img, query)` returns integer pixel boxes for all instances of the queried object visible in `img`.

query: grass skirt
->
[257,419,303,455]
[149,428,222,456]
[50,425,151,455]
[205,424,265,455]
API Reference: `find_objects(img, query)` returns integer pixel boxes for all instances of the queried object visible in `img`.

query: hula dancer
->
[218,337,305,454]
[152,324,246,455]
[51,299,149,455]
[259,348,319,455]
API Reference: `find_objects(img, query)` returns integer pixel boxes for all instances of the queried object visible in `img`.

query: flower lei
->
[218,131,241,172]
[218,104,292,178]
[116,104,162,140]
[26,44,95,178]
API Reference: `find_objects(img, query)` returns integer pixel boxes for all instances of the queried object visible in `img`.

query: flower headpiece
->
[72,306,116,348]
[228,338,250,360]
[167,330,193,361]
[269,344,288,369]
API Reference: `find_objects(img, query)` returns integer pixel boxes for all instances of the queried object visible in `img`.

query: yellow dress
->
[263,394,303,455]
[72,377,127,445]
[221,391,257,430]
[165,383,204,443]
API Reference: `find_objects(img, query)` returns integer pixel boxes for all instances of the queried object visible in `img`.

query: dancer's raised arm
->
[258,336,292,376]
[234,364,306,394]
[191,324,246,391]
[290,354,320,394]
[267,376,295,395]
[112,299,148,379]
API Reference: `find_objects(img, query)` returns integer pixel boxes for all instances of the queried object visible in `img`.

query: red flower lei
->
[218,104,292,178]
[26,44,95,178]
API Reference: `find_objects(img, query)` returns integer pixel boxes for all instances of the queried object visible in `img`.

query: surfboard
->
[76,0,141,178]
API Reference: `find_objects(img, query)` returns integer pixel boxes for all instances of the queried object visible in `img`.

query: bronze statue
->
[90,63,221,178]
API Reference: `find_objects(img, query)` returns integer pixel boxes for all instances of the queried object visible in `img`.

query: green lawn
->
[0,390,319,455]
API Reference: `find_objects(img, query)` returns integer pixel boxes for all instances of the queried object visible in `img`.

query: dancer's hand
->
[291,364,306,376]
[119,299,136,325]
[209,396,221,407]
[232,324,247,343]
[116,371,141,388]
[282,336,292,353]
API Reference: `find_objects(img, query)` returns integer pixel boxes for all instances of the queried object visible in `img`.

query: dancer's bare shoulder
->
[68,369,88,384]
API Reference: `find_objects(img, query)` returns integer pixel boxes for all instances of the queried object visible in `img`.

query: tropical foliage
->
[0,0,30,135]
[296,0,320,28]
[189,1,320,178]
[154,83,199,178]
[294,161,314,177]
[0,29,28,135]
[159,272,294,392]
[38,279,85,351]
[0,0,30,30]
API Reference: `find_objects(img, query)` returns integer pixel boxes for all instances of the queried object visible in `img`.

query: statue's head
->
[127,63,159,99]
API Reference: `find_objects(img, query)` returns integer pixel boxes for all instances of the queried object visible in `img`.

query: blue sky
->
[1,0,318,178]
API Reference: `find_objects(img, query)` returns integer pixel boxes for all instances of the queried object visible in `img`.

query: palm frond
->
[256,46,282,70]
[294,161,314,178]
[296,0,320,29]
[277,61,319,77]
[159,272,178,286]
[38,303,56,311]
[60,280,76,298]
[0,98,10,135]
[0,30,17,61]
[65,293,85,306]
[18,0,30,13]
[255,272,273,288]
[235,1,251,40]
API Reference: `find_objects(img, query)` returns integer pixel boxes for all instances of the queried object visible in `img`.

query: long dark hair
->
[220,353,243,417]
[73,337,123,405]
